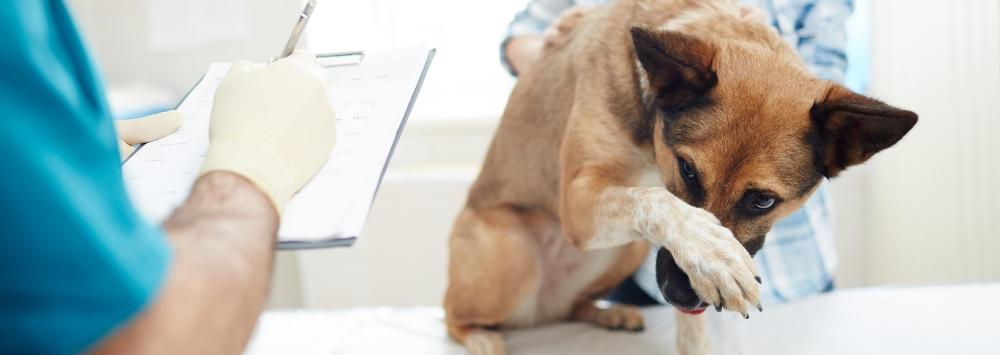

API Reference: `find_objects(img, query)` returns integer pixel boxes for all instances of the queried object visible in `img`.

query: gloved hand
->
[199,51,337,215]
[115,110,184,162]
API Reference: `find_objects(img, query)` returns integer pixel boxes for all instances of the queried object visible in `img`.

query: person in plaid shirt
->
[501,0,852,306]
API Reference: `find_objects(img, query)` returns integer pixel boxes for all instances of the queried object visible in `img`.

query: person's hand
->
[115,110,183,162]
[506,6,598,75]
[542,6,597,48]
[199,51,337,215]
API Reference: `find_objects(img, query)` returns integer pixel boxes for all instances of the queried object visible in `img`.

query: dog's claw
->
[756,304,763,312]
[755,276,762,284]
[742,312,749,319]
[715,304,722,312]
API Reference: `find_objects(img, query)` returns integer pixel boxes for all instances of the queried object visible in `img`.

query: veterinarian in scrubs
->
[503,0,849,305]
[0,1,336,353]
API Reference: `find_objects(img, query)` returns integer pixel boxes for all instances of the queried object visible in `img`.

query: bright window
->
[306,0,528,121]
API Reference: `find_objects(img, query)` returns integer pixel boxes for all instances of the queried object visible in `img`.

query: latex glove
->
[115,110,184,162]
[199,52,337,215]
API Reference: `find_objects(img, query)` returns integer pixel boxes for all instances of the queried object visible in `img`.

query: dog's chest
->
[507,233,621,327]
[506,167,662,327]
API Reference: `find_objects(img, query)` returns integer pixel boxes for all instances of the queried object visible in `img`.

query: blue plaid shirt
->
[502,0,852,305]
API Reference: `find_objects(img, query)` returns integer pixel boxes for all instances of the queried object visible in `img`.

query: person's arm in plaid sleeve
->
[796,0,854,83]
[501,0,576,76]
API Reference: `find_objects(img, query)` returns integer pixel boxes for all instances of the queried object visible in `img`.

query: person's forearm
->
[505,35,544,76]
[93,172,278,354]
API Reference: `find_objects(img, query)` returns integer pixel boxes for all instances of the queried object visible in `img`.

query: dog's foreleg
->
[560,169,761,314]
[676,310,711,355]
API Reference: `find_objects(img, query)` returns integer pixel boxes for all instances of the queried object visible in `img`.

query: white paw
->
[665,204,761,317]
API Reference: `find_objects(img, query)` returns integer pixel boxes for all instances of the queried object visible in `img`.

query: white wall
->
[830,0,1000,288]
[67,0,300,97]
[861,0,1000,285]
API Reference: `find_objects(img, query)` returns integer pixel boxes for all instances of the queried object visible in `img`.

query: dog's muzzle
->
[655,247,708,313]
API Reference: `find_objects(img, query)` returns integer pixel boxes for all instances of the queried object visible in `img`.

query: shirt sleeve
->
[0,1,171,353]
[795,0,854,83]
[500,0,576,76]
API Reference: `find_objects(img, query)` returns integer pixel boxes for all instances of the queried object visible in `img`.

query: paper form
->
[123,46,433,246]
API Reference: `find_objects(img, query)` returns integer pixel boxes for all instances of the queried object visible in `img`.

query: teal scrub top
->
[0,1,171,353]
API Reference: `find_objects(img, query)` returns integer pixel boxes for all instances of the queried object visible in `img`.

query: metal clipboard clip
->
[317,51,365,67]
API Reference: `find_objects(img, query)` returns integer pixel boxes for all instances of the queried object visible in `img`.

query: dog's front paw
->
[667,208,761,318]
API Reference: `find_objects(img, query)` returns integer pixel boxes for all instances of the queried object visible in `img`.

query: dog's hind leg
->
[444,207,546,355]
[676,311,711,355]
[569,240,650,332]
[571,301,645,332]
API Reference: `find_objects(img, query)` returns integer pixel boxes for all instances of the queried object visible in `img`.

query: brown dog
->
[444,1,917,354]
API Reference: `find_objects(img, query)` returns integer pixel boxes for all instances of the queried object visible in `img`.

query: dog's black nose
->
[655,247,703,310]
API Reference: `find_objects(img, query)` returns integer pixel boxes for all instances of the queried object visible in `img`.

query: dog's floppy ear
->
[810,85,918,177]
[631,27,717,112]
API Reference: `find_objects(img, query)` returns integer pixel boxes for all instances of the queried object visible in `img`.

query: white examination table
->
[247,284,999,355]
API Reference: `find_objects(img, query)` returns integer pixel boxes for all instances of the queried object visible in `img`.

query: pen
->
[280,0,317,58]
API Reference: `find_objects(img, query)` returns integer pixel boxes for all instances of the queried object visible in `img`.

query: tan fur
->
[445,1,916,354]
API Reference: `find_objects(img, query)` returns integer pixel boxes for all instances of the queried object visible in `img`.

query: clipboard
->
[122,46,436,250]
[317,51,365,67]
[123,50,368,165]
[278,48,434,249]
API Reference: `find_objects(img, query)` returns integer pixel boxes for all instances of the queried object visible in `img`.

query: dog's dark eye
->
[751,194,776,211]
[676,157,705,206]
[678,158,697,182]
[740,191,780,217]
